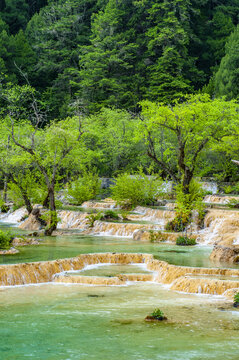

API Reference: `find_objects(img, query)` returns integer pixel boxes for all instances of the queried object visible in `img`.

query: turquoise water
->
[0,231,216,268]
[0,283,239,360]
[0,222,239,359]
[68,264,152,277]
[1,231,238,269]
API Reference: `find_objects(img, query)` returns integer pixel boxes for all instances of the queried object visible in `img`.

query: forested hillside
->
[0,0,239,118]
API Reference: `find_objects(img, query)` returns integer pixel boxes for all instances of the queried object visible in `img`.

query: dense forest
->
[1,0,239,233]
[0,0,239,117]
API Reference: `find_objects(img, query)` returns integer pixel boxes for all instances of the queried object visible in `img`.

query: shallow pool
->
[0,282,238,360]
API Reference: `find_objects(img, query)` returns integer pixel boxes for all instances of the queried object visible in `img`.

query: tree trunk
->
[182,168,193,194]
[42,189,50,208]
[22,191,33,215]
[44,186,57,236]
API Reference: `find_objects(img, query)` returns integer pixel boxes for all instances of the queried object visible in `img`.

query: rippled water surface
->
[0,222,239,359]
[0,283,239,360]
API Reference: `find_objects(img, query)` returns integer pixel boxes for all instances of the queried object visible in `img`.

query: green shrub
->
[40,211,59,230]
[176,236,196,246]
[227,199,239,209]
[86,211,103,227]
[149,230,164,242]
[223,185,233,194]
[119,210,129,220]
[234,292,239,306]
[166,181,206,232]
[99,210,119,220]
[166,217,188,232]
[0,230,13,249]
[0,204,10,213]
[111,170,162,209]
[151,308,165,320]
[66,170,100,205]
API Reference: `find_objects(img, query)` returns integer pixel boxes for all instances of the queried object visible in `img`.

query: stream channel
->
[0,222,238,359]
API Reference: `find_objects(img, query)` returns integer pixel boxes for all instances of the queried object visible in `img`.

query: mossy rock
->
[145,315,167,322]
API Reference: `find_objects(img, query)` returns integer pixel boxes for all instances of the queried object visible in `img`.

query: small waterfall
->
[201,182,218,194]
[0,207,27,224]
[198,209,239,245]
[81,199,118,209]
[0,252,239,296]
[204,195,239,204]
[0,253,151,286]
[171,276,239,295]
[92,221,162,237]
[57,211,88,229]
[130,207,175,225]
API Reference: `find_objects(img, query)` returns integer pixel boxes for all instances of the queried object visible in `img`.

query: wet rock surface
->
[0,247,19,255]
[12,237,41,246]
[210,245,239,263]
[144,315,167,322]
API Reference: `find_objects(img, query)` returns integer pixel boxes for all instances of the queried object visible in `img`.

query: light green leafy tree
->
[138,94,239,193]
[1,83,85,235]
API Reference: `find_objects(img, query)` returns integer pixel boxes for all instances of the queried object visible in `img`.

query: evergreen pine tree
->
[215,25,239,99]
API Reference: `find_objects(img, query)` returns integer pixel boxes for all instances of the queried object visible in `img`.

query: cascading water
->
[198,209,239,246]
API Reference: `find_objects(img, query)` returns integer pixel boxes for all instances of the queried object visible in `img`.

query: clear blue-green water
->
[0,222,239,359]
[0,283,239,360]
[1,231,238,269]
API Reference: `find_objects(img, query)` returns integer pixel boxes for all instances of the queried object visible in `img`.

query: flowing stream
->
[0,207,239,359]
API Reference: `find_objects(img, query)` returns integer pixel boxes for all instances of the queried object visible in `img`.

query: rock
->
[165,202,175,210]
[28,232,40,237]
[154,200,167,206]
[223,288,239,300]
[12,237,40,246]
[210,245,239,263]
[19,214,43,231]
[133,229,180,243]
[144,315,167,322]
[0,247,19,255]
[31,208,40,217]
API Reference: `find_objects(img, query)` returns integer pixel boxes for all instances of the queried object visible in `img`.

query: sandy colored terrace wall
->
[1,252,239,296]
[0,253,152,286]
[171,277,239,295]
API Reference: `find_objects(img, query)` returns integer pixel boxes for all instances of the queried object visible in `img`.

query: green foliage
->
[234,292,239,305]
[166,181,206,232]
[111,170,162,209]
[223,184,239,195]
[215,25,239,99]
[0,197,9,213]
[8,183,25,208]
[86,211,102,227]
[227,199,239,209]
[0,0,239,116]
[0,204,9,213]
[223,185,234,194]
[139,95,239,189]
[150,308,165,320]
[0,229,13,249]
[149,230,164,243]
[67,171,100,205]
[7,170,47,208]
[99,210,119,221]
[41,211,59,231]
[176,236,196,246]
[84,108,148,176]
[119,210,129,221]
[86,210,119,226]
